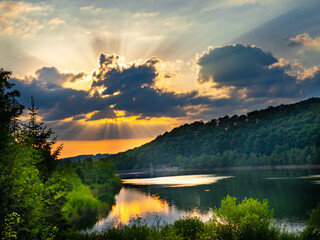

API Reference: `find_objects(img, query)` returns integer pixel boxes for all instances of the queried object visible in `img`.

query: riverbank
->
[70,195,320,240]
[116,164,320,176]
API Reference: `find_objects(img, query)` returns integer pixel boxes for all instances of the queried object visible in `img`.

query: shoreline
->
[116,164,320,176]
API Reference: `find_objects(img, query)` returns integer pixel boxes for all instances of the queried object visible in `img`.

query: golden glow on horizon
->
[58,138,153,158]
[76,113,183,126]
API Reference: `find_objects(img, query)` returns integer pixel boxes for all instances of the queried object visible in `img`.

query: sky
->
[1,0,320,157]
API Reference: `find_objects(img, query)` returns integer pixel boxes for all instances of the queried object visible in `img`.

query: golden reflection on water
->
[91,174,232,231]
[93,187,214,231]
[105,188,169,225]
[122,174,232,187]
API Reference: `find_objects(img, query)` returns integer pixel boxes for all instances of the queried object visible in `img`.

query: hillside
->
[109,98,320,170]
[60,153,110,162]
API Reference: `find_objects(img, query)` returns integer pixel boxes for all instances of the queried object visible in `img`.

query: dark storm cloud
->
[197,44,277,87]
[88,107,117,121]
[70,72,87,83]
[11,78,103,121]
[197,44,320,99]
[91,53,211,118]
[92,54,157,95]
[33,66,87,88]
[10,47,320,140]
[11,53,215,122]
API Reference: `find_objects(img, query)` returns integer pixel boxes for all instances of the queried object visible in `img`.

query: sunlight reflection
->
[106,188,169,225]
[89,187,214,232]
[122,174,232,187]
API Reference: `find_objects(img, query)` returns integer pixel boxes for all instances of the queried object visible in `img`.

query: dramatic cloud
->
[197,45,277,87]
[10,46,320,140]
[91,54,196,118]
[11,53,214,123]
[197,44,320,99]
[11,78,99,121]
[34,67,86,88]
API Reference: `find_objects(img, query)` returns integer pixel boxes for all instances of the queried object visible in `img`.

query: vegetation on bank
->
[0,69,121,239]
[110,98,320,170]
[71,195,320,240]
[59,158,122,227]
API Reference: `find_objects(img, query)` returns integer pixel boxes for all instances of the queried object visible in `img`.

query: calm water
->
[89,168,320,232]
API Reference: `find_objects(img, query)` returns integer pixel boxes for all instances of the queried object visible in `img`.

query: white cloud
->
[49,17,65,25]
[133,12,158,18]
[0,1,50,38]
[290,33,320,49]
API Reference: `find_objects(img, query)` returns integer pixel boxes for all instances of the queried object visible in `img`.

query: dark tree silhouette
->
[0,69,24,149]
[21,96,63,179]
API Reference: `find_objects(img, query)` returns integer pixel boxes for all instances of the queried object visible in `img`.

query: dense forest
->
[110,98,320,170]
[0,69,121,239]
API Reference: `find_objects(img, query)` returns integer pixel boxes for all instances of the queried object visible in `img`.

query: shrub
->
[211,195,277,240]
[173,217,205,240]
[301,202,320,240]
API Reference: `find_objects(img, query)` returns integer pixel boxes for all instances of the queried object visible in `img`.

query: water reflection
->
[122,174,232,187]
[90,187,213,232]
[87,169,320,233]
[265,174,320,180]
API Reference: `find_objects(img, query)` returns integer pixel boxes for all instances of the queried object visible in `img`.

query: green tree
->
[20,96,63,180]
[211,195,277,240]
[0,71,69,239]
[0,69,24,151]
[301,202,320,240]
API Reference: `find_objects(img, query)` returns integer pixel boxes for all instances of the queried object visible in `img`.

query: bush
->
[301,202,320,240]
[61,168,107,222]
[173,217,205,240]
[211,195,277,240]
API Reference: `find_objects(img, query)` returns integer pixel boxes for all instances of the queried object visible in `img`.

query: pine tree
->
[0,69,24,150]
[21,96,63,180]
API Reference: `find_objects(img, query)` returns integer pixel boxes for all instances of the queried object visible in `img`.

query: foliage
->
[72,157,122,188]
[61,167,108,223]
[0,69,121,239]
[0,69,24,148]
[110,98,320,170]
[173,217,205,240]
[300,202,320,240]
[212,195,277,240]
[308,202,320,229]
[19,96,63,180]
[1,212,20,240]
[0,136,69,239]
[57,158,122,228]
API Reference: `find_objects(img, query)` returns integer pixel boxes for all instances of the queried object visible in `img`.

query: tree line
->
[110,97,320,170]
[0,69,121,239]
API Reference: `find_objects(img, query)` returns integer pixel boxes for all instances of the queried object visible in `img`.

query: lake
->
[88,168,320,232]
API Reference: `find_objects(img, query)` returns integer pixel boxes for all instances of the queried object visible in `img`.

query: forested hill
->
[60,153,110,162]
[110,98,320,170]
